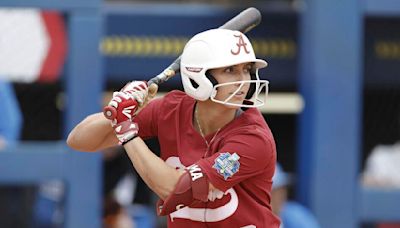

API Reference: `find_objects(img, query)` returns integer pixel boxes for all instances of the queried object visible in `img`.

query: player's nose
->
[235,72,249,83]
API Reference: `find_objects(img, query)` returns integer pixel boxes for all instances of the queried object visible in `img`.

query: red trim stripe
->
[39,11,67,82]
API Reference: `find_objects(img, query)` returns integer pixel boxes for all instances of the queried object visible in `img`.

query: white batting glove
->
[113,120,139,145]
[119,81,148,106]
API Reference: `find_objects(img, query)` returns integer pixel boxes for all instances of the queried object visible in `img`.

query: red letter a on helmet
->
[230,34,250,55]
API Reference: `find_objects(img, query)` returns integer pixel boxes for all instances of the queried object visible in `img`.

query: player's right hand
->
[107,91,139,125]
[107,91,141,145]
[105,81,148,122]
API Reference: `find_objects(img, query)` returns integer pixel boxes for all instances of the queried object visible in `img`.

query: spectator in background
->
[0,79,30,228]
[362,142,400,189]
[362,141,400,228]
[0,79,22,149]
[271,164,320,228]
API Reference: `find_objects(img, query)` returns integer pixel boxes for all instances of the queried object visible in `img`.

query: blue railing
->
[0,143,102,228]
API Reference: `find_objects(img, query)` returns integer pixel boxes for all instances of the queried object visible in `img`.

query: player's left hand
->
[112,119,139,145]
[108,91,139,125]
[107,81,148,144]
[108,94,140,145]
[107,81,148,124]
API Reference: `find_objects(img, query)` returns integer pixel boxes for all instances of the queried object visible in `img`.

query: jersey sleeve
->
[134,97,163,139]
[197,127,276,192]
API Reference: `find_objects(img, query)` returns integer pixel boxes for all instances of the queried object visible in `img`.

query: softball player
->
[68,29,280,227]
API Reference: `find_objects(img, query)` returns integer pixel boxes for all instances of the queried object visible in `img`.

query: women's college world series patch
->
[213,152,240,180]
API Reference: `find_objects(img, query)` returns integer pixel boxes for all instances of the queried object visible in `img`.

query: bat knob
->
[103,106,117,120]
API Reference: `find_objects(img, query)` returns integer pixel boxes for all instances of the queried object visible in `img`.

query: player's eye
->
[244,64,253,73]
[224,67,234,73]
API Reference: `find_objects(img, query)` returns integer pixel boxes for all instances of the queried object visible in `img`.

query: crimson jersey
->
[135,90,280,227]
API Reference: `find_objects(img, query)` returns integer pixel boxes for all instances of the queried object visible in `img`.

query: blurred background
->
[0,0,400,227]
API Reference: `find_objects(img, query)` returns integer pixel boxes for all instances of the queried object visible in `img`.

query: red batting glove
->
[107,81,148,145]
[108,92,139,124]
[108,92,139,144]
[108,81,149,124]
[107,92,139,145]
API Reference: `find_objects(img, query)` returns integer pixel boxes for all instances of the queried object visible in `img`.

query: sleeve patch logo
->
[213,152,240,180]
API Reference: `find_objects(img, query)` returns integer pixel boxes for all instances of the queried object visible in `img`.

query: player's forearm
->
[123,137,183,200]
[67,113,118,152]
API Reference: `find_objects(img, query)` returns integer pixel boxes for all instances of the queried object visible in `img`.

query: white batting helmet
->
[180,29,269,107]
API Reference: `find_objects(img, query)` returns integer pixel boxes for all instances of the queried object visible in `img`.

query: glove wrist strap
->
[122,135,138,146]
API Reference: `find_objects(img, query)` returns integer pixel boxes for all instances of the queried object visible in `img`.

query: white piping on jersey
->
[165,157,186,170]
[169,188,238,222]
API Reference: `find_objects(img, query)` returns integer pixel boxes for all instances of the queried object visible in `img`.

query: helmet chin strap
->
[246,73,257,99]
[205,71,218,86]
[206,71,219,99]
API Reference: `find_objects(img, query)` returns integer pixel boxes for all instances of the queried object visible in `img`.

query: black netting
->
[14,82,63,141]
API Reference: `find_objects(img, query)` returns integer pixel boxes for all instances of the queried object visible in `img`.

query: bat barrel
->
[220,7,262,33]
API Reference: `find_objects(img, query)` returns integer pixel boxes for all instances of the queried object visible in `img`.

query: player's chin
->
[224,104,242,110]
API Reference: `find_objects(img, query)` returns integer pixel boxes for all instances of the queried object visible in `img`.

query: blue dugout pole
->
[297,1,362,227]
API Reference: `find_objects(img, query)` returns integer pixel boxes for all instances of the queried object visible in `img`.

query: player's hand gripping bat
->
[103,7,262,120]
